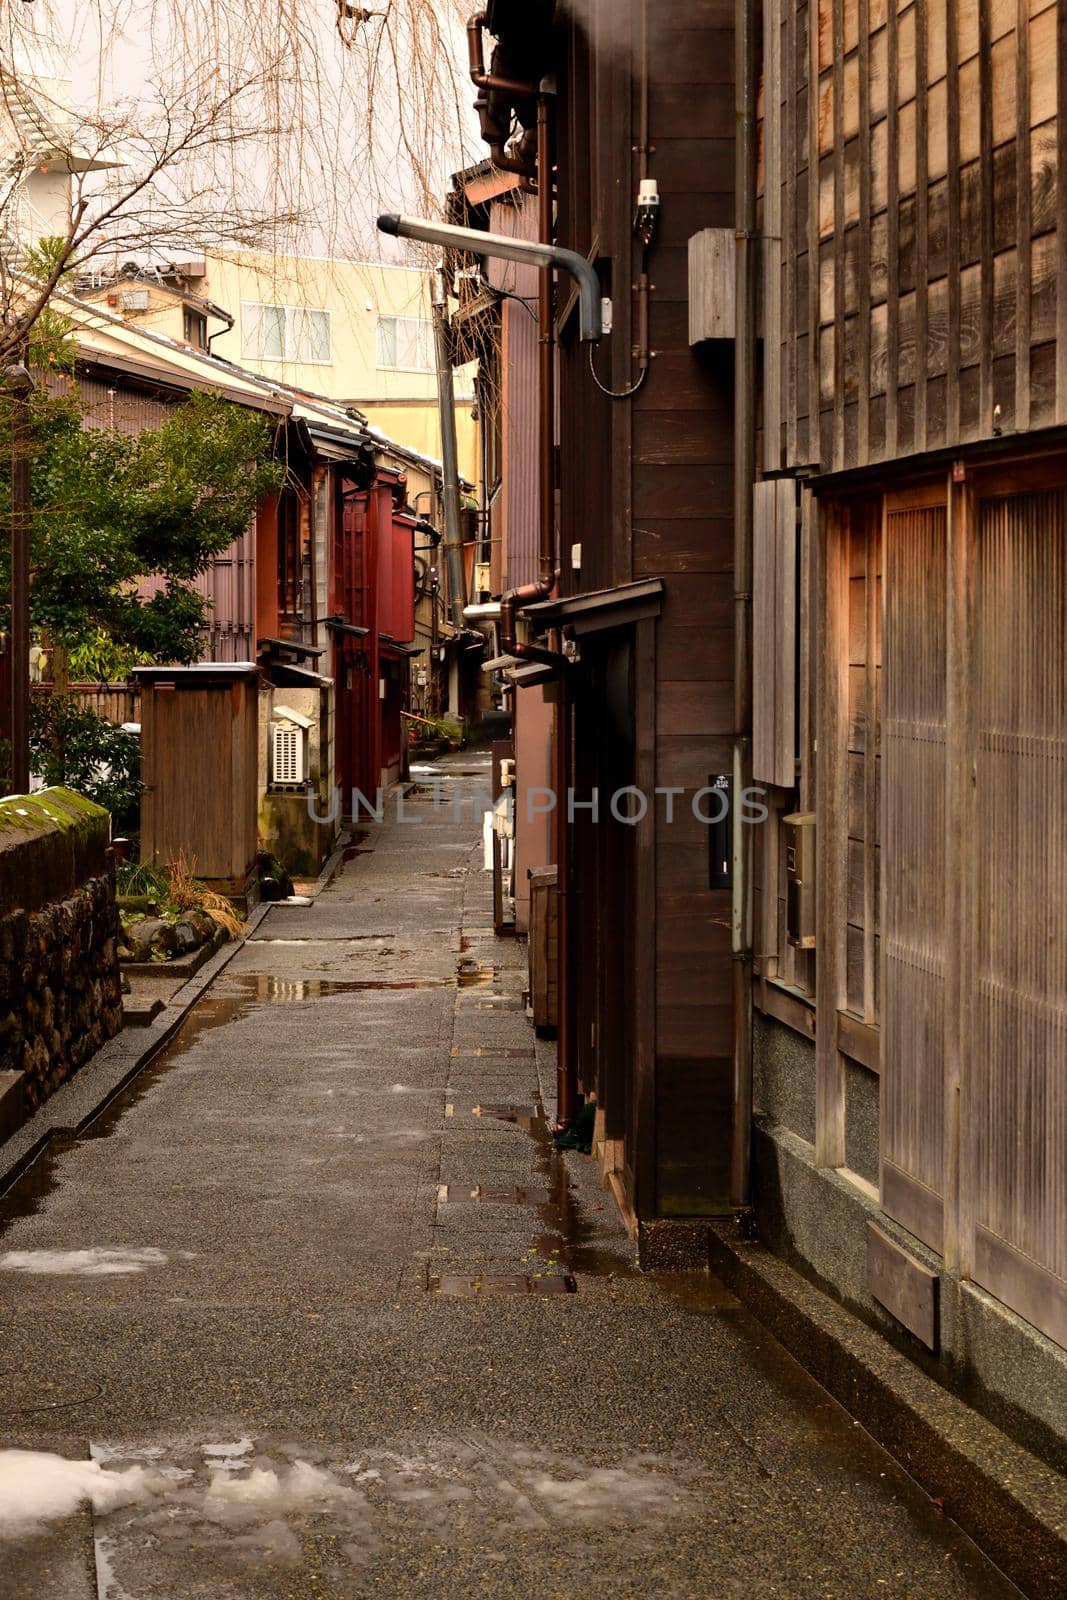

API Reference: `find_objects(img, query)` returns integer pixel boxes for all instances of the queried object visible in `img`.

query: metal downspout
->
[498,95,559,664]
[731,0,758,1207]
[467,10,540,95]
[431,267,468,632]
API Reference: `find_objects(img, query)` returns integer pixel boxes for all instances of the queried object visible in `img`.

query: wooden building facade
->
[473,0,738,1245]
[32,305,456,860]
[468,0,1066,1453]
[749,0,1067,1453]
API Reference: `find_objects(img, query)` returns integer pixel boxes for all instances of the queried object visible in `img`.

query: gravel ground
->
[0,754,1020,1599]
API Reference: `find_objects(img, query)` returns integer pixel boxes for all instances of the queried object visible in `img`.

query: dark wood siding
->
[555,0,737,1213]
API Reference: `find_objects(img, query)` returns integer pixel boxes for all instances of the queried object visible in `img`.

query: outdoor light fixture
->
[4,362,33,394]
[376,213,605,341]
[633,178,660,247]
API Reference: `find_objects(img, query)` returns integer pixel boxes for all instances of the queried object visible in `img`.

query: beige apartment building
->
[78,249,479,481]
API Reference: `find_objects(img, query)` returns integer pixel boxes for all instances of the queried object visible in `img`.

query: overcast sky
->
[7,1,480,263]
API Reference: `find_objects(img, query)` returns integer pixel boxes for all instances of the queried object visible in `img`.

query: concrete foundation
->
[753,1010,1067,1471]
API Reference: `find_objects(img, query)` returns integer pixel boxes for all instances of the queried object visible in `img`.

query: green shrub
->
[29,693,142,830]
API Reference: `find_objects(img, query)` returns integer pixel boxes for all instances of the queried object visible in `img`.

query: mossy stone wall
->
[0,788,122,1114]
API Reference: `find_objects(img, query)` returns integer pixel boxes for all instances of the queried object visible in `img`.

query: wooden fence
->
[30,682,141,726]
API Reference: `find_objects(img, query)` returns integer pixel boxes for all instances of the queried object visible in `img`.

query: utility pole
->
[430,266,467,633]
[7,357,33,796]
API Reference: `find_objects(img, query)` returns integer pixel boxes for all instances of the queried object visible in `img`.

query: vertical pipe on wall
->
[432,268,468,631]
[535,89,575,1130]
[731,0,758,1207]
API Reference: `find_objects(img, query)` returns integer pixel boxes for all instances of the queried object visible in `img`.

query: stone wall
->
[0,787,122,1117]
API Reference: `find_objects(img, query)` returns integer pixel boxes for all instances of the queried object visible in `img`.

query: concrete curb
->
[706,1218,1067,1600]
[0,837,351,1197]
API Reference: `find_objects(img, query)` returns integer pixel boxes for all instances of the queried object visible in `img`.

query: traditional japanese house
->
[456,0,1066,1467]
[38,297,464,857]
[745,0,1067,1459]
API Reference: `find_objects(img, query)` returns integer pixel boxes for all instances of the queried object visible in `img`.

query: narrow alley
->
[0,757,1020,1598]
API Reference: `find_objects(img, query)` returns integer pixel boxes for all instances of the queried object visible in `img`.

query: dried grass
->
[165,849,244,939]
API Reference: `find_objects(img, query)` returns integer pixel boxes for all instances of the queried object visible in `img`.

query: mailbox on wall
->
[783,811,816,949]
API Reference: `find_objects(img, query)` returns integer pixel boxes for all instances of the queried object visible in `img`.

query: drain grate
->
[451,1047,536,1059]
[470,1104,541,1124]
[437,1184,551,1206]
[428,1274,577,1296]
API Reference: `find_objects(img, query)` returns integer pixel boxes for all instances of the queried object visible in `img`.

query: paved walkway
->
[0,755,1019,1598]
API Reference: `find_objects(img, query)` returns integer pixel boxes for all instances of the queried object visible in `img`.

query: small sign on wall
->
[708,774,732,890]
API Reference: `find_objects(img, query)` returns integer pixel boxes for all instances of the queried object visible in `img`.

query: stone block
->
[0,1068,24,1141]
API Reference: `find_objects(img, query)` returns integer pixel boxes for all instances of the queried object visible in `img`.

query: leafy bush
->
[29,694,142,830]
[67,629,141,684]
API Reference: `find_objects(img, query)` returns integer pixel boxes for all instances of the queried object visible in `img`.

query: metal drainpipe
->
[206,307,235,355]
[431,268,468,632]
[731,0,758,1208]
[467,11,540,96]
[308,466,320,650]
[532,91,576,1132]
[498,94,558,663]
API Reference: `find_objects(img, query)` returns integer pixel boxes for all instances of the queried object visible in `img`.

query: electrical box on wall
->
[270,704,314,790]
[707,774,732,890]
[783,812,816,948]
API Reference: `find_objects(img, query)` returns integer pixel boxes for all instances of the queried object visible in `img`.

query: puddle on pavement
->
[456,964,495,989]
[0,970,455,1224]
[450,1046,535,1058]
[471,1104,541,1126]
[236,975,454,1000]
[439,1091,638,1285]
[0,1137,76,1226]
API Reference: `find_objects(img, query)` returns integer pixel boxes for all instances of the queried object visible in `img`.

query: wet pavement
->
[0,754,1022,1598]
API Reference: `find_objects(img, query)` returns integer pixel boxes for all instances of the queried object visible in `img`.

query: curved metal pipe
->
[376,213,603,342]
[498,95,558,664]
[488,143,537,180]
[467,10,540,95]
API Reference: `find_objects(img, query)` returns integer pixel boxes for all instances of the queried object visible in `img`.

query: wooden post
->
[943,467,976,1277]
[815,497,848,1166]
[762,0,783,473]
[8,365,31,794]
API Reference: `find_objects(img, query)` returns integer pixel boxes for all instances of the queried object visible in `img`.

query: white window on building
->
[375,314,435,372]
[289,307,331,364]
[242,302,331,364]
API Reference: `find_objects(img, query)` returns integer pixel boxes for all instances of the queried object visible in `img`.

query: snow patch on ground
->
[0,1247,168,1276]
[0,1452,169,1537]
[0,1432,702,1597]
